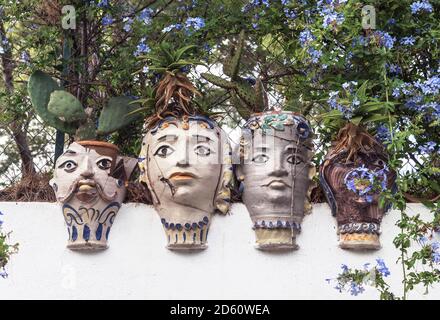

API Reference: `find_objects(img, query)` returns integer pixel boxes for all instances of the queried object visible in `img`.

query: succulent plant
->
[201,30,267,119]
[28,70,142,141]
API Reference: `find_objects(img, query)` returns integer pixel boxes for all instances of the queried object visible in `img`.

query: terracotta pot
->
[50,140,136,251]
[237,111,315,250]
[319,123,396,250]
[138,115,232,250]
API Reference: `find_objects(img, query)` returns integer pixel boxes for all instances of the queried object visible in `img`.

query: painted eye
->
[116,179,123,188]
[97,158,112,170]
[287,155,303,165]
[252,154,269,164]
[59,160,77,173]
[154,146,174,158]
[374,159,385,167]
[194,145,211,157]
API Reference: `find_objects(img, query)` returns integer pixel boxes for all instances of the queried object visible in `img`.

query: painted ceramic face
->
[320,126,396,250]
[50,142,136,250]
[237,112,314,250]
[139,116,232,250]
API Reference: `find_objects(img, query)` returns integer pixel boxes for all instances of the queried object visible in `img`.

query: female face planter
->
[139,115,232,250]
[319,124,396,250]
[50,141,136,250]
[237,111,314,250]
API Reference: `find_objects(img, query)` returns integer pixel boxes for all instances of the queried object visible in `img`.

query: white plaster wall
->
[0,202,438,300]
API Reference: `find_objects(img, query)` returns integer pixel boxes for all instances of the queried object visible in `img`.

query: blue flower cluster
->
[97,0,109,8]
[410,0,433,14]
[418,236,440,263]
[299,29,315,46]
[316,0,346,30]
[392,76,440,121]
[327,81,359,119]
[400,36,416,46]
[419,141,439,154]
[355,31,395,50]
[376,124,392,145]
[327,259,391,297]
[162,17,205,34]
[344,165,389,203]
[376,258,391,277]
[102,14,113,26]
[134,37,150,56]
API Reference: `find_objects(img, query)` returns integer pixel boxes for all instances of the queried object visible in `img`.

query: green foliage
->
[27,71,76,135]
[97,97,141,135]
[48,90,86,122]
[28,70,142,141]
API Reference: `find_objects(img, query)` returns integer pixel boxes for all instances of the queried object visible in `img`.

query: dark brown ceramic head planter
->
[319,123,396,250]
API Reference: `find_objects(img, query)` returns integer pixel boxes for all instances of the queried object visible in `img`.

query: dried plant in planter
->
[317,79,399,250]
[136,42,233,250]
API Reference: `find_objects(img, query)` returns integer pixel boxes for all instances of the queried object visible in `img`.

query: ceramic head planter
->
[319,123,396,250]
[237,111,315,250]
[50,141,136,250]
[138,115,232,250]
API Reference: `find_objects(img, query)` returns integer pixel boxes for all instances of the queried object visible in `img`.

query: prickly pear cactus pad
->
[48,90,86,122]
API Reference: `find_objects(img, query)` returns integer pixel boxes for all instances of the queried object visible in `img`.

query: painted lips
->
[262,180,291,189]
[168,172,198,181]
[77,180,97,193]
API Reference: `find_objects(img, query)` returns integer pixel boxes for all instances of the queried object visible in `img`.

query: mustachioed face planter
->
[319,123,396,250]
[50,141,136,250]
[138,115,232,250]
[237,111,314,250]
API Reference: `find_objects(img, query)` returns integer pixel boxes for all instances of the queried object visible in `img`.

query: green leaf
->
[97,96,143,135]
[321,109,343,119]
[27,71,77,134]
[350,116,363,125]
[48,90,86,122]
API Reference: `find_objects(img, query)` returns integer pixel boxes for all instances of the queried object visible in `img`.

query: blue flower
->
[419,141,437,154]
[299,29,315,46]
[350,282,365,296]
[376,258,390,277]
[123,17,133,32]
[387,18,396,25]
[341,264,349,273]
[363,263,371,271]
[410,0,433,14]
[284,8,296,19]
[400,36,416,46]
[374,31,395,49]
[432,252,440,263]
[134,38,150,56]
[162,23,182,33]
[376,124,391,144]
[185,17,205,30]
[387,63,401,75]
[102,14,113,26]
[431,242,440,251]
[419,235,428,245]
[415,76,440,95]
[0,268,8,279]
[97,0,109,8]
[365,195,373,203]
[138,8,153,24]
[308,47,322,63]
